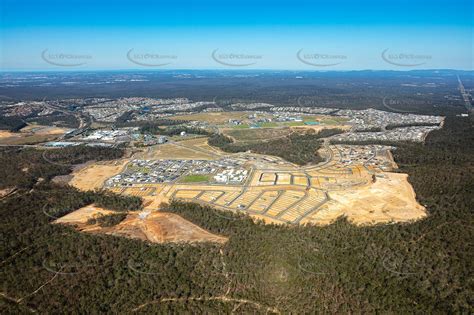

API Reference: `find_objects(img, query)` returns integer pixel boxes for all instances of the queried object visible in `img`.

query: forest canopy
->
[0,116,472,313]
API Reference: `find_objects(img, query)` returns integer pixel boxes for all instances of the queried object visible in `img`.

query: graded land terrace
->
[54,204,227,244]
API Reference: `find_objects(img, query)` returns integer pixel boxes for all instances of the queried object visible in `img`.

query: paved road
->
[457,75,473,114]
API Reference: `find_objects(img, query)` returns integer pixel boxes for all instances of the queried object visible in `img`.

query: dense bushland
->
[1,116,472,313]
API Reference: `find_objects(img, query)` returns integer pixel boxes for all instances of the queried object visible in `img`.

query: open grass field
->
[179,174,211,183]
[0,125,71,145]
[290,124,352,133]
[223,127,293,143]
[138,141,218,160]
[185,137,227,156]
[171,111,253,124]
[231,124,251,129]
[320,116,350,124]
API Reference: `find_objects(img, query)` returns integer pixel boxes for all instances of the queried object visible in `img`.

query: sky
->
[0,0,473,71]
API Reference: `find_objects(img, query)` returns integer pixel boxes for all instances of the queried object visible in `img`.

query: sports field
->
[179,174,211,183]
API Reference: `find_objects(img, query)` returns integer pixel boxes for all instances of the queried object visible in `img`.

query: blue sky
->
[1,0,472,70]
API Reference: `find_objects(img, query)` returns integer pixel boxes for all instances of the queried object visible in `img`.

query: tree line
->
[208,128,344,165]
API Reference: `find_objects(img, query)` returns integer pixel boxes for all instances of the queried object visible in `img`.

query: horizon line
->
[1,68,473,73]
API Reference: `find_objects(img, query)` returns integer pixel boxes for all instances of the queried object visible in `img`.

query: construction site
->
[68,136,426,226]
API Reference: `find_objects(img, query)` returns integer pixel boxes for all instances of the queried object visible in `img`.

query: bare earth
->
[69,159,130,190]
[301,173,426,225]
[0,125,71,145]
[54,204,227,244]
[0,187,15,198]
[54,204,115,223]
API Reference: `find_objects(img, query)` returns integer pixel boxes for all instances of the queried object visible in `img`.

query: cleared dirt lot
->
[69,159,129,190]
[54,204,115,223]
[0,130,19,139]
[21,125,69,134]
[138,140,218,160]
[0,125,71,145]
[302,173,426,225]
[54,204,227,244]
[110,211,227,244]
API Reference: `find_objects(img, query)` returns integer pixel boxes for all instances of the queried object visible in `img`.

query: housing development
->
[4,97,443,150]
[4,97,441,226]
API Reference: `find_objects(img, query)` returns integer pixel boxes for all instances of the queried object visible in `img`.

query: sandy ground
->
[69,160,129,190]
[0,187,15,198]
[0,125,71,145]
[302,172,426,225]
[103,212,227,244]
[21,125,69,135]
[54,204,227,244]
[0,130,19,139]
[54,204,115,224]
